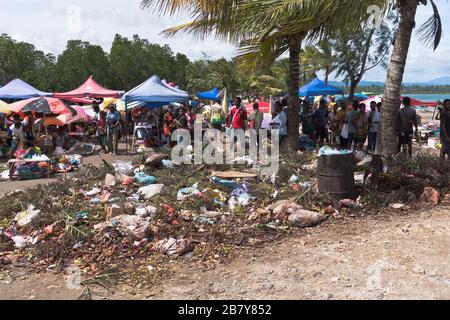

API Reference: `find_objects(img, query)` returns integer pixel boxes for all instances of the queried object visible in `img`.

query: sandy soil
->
[1,206,448,300]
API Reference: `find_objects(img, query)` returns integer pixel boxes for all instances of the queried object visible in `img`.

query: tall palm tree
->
[301,39,337,84]
[380,0,442,155]
[141,0,372,151]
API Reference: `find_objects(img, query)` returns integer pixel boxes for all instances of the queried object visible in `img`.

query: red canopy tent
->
[53,76,123,99]
[245,101,271,114]
[404,97,438,107]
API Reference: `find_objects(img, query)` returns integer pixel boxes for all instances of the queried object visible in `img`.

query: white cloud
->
[0,0,449,82]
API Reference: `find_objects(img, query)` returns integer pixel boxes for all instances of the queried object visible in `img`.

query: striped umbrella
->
[9,97,76,117]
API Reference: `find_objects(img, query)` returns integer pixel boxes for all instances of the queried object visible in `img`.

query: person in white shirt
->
[270,106,288,144]
[366,101,381,152]
[10,120,25,158]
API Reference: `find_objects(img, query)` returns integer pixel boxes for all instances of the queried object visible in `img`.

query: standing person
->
[9,120,25,158]
[397,97,418,158]
[366,102,381,152]
[270,106,288,145]
[175,105,189,145]
[336,102,347,148]
[92,101,101,122]
[439,99,450,159]
[226,97,242,128]
[106,105,121,155]
[228,98,247,130]
[300,101,315,140]
[248,102,264,144]
[186,105,197,137]
[97,111,108,153]
[163,106,176,147]
[313,99,329,147]
[210,103,225,131]
[248,102,264,131]
[177,105,189,130]
[344,101,359,149]
[272,101,283,119]
[353,103,369,150]
[53,126,70,155]
[328,104,339,145]
[22,112,37,143]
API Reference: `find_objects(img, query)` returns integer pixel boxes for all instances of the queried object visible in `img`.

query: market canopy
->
[299,78,344,97]
[197,88,220,101]
[0,79,51,100]
[122,75,189,105]
[406,97,438,107]
[53,76,123,99]
[360,95,438,112]
[0,100,12,115]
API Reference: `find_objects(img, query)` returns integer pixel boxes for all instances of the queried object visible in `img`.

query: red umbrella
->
[9,97,76,117]
[66,106,92,124]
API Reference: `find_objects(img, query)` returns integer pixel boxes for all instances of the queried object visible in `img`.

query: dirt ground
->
[1,114,448,300]
[1,205,448,300]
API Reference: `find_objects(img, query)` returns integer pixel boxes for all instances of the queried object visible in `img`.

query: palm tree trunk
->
[380,0,418,155]
[325,68,329,84]
[285,34,303,152]
[348,80,358,103]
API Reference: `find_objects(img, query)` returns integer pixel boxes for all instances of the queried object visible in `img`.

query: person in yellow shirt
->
[210,104,225,130]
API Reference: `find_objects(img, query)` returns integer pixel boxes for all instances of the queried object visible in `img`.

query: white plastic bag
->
[113,161,134,176]
[15,205,41,227]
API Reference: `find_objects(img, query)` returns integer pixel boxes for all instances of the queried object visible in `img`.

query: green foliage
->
[55,40,111,91]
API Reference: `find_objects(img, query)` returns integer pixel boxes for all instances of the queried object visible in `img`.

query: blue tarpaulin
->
[123,75,189,106]
[0,79,51,100]
[299,78,343,97]
[197,88,220,101]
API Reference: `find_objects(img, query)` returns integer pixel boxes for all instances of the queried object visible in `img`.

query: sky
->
[0,0,449,83]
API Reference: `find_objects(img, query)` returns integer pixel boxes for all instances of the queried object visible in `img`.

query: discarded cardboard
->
[210,171,258,179]
[105,204,135,221]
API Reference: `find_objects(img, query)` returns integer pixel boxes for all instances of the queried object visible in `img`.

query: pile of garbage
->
[0,150,448,284]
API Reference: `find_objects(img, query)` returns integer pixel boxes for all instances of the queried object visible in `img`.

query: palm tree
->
[380,0,442,155]
[141,0,372,151]
[301,39,337,84]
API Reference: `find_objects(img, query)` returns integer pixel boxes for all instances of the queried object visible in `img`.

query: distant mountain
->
[328,76,450,87]
[422,76,450,85]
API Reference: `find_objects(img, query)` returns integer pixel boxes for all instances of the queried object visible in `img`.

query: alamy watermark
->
[171,122,280,177]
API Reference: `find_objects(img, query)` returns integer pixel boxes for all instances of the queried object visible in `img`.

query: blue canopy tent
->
[299,78,344,97]
[0,79,51,100]
[196,88,220,101]
[122,75,189,152]
[123,75,189,105]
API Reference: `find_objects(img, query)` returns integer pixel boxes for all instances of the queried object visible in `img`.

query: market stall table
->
[8,158,52,180]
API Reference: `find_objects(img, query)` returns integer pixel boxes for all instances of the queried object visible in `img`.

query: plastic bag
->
[113,161,134,176]
[15,205,41,227]
[138,184,164,199]
[212,177,239,190]
[177,184,201,201]
[135,172,157,185]
[162,159,175,169]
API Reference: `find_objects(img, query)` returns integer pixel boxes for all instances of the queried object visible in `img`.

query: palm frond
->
[416,0,442,50]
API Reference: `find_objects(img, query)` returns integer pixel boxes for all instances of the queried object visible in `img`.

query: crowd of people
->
[197,95,450,160]
[1,95,449,163]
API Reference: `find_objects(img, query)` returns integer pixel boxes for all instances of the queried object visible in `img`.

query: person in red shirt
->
[227,97,247,130]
